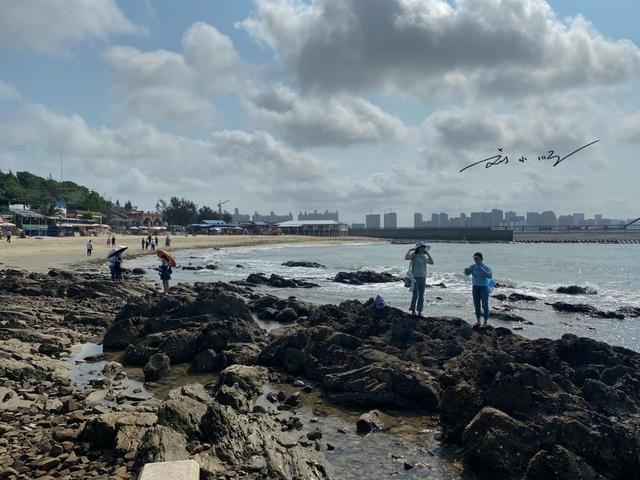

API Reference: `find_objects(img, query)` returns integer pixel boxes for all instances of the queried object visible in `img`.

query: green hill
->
[0,171,109,214]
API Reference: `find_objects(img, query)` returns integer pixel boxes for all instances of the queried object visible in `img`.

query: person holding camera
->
[464,252,493,328]
[404,241,434,316]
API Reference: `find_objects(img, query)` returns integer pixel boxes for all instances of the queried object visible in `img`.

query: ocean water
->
[129,240,640,352]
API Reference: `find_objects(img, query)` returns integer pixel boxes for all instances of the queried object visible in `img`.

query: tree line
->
[0,170,109,215]
[156,197,232,226]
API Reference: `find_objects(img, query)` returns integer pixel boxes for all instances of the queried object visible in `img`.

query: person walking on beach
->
[6,231,11,243]
[158,256,172,293]
[111,236,116,247]
[150,237,156,251]
[464,252,493,328]
[404,241,434,316]
[86,239,93,256]
[165,235,171,247]
[141,237,145,250]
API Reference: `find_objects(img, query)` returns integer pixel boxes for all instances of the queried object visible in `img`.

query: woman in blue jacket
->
[405,241,434,316]
[464,252,493,328]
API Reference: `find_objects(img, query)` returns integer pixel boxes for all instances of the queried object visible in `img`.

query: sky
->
[0,0,639,226]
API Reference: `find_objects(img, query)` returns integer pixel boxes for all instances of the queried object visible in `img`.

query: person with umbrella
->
[107,246,128,281]
[156,250,175,293]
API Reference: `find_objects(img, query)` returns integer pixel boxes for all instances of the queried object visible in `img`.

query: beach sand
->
[0,234,372,273]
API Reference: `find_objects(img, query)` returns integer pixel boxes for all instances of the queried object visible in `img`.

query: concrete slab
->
[138,459,199,480]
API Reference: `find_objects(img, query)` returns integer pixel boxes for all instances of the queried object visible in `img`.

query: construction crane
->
[217,200,230,214]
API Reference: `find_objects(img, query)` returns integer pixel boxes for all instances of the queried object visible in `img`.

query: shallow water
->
[69,344,471,479]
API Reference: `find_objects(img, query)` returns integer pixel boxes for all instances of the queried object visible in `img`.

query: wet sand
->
[0,234,373,273]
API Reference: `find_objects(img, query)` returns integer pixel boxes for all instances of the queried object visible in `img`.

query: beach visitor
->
[150,237,156,251]
[106,237,110,247]
[464,252,493,328]
[86,239,93,256]
[141,237,145,250]
[165,235,171,247]
[6,231,11,243]
[158,256,172,293]
[154,235,159,246]
[404,241,434,316]
[111,236,116,247]
[109,254,123,281]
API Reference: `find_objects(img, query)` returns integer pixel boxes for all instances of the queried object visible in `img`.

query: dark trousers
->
[410,276,426,313]
[472,285,490,321]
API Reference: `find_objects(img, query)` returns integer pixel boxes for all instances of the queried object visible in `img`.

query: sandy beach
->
[0,234,373,273]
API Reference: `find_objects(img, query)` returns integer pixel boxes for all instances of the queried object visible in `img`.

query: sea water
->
[130,240,640,352]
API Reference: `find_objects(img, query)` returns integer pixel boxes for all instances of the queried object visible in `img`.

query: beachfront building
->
[277,220,348,236]
[231,208,251,224]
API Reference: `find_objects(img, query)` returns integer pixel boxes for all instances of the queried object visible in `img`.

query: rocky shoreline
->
[2,268,640,479]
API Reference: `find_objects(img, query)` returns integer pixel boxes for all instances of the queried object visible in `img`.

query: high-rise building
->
[383,212,397,228]
[558,215,573,226]
[594,214,603,224]
[413,213,423,228]
[470,212,483,227]
[541,210,557,226]
[431,213,440,227]
[491,209,504,226]
[365,214,381,228]
[298,209,339,221]
[573,213,585,225]
[439,213,449,227]
[526,212,542,226]
[504,211,517,225]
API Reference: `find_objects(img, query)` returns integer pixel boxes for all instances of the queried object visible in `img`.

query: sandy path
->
[0,234,373,273]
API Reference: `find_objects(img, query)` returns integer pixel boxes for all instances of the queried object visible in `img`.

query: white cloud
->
[0,81,21,101]
[245,84,409,146]
[619,112,640,143]
[0,0,139,54]
[420,105,598,172]
[103,22,242,127]
[238,0,640,96]
[0,104,326,207]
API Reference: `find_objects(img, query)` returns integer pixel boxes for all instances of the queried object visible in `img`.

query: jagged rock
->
[282,261,326,268]
[508,292,539,302]
[550,302,625,319]
[523,445,606,480]
[192,349,217,373]
[333,271,398,284]
[245,273,319,288]
[556,285,593,295]
[143,353,171,382]
[356,410,385,434]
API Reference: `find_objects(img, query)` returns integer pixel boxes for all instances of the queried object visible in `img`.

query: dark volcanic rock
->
[282,261,326,268]
[104,284,267,369]
[556,285,593,295]
[143,353,171,382]
[258,297,640,480]
[333,271,399,284]
[508,292,539,302]
[550,302,625,319]
[246,273,319,288]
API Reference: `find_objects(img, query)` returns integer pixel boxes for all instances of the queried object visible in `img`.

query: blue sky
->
[1,0,639,225]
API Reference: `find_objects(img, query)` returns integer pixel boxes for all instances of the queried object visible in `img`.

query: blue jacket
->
[467,262,492,287]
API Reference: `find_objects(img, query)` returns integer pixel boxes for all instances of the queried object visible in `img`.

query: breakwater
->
[349,227,513,242]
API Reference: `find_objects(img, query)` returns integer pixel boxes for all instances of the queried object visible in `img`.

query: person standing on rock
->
[158,256,172,293]
[464,252,493,328]
[86,239,93,256]
[404,241,434,316]
[109,253,123,281]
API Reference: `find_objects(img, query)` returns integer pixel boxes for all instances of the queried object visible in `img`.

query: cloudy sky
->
[1,0,638,225]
